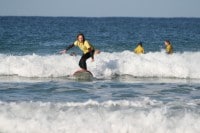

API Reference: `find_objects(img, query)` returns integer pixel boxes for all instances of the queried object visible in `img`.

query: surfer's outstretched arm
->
[66,44,75,51]
[60,44,74,54]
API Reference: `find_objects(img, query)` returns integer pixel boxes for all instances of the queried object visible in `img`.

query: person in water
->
[60,33,97,71]
[134,42,144,54]
[164,40,173,54]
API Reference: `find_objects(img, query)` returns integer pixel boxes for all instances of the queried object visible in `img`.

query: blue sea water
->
[0,17,200,133]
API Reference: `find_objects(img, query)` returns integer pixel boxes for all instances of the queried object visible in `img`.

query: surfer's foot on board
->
[79,68,87,72]
[73,68,93,77]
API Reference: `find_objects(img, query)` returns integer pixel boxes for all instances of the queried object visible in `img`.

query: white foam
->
[0,51,200,79]
[0,100,200,133]
[0,54,79,77]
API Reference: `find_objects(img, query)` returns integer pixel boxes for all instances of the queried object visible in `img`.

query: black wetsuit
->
[66,44,95,70]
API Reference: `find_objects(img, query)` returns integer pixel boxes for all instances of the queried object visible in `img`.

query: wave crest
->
[0,51,200,79]
[0,100,200,133]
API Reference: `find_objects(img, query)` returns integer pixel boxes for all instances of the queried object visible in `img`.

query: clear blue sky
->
[0,0,200,17]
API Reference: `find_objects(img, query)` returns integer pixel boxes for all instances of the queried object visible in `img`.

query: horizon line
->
[0,15,200,19]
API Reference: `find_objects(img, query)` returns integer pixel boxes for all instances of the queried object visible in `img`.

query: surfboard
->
[73,70,93,80]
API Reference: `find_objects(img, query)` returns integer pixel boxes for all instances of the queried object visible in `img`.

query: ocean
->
[0,17,200,133]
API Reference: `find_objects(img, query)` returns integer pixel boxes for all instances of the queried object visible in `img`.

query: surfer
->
[164,40,173,54]
[60,33,97,72]
[134,42,144,54]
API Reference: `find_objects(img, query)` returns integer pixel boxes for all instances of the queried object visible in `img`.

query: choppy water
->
[0,17,200,133]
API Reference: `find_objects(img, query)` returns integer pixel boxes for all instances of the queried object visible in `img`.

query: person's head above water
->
[137,42,143,47]
[77,33,85,43]
[164,40,171,46]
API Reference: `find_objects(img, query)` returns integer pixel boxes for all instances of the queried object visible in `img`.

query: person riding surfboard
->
[60,33,99,73]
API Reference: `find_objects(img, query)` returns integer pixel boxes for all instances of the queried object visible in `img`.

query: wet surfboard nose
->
[73,70,93,80]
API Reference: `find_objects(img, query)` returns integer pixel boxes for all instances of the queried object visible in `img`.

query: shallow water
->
[0,77,200,133]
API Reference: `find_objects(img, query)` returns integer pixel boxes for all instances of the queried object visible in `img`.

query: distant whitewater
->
[0,51,199,79]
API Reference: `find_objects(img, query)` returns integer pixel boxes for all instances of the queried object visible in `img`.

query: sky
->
[0,0,200,17]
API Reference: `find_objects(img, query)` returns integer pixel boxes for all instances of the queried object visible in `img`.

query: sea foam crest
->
[0,100,200,133]
[0,51,200,79]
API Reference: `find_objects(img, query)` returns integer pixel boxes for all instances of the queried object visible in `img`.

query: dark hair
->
[137,42,143,47]
[165,40,171,44]
[77,33,85,42]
